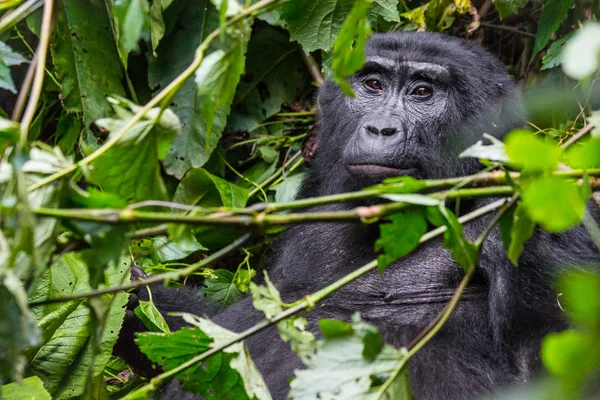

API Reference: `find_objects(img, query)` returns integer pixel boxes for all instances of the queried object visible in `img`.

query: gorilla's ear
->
[302,119,319,165]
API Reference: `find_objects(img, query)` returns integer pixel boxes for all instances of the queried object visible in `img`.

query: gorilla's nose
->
[362,117,400,137]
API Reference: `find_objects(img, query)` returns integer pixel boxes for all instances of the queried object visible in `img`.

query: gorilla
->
[116,32,600,399]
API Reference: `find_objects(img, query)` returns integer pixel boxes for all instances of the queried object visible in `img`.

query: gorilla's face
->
[314,33,524,191]
[343,59,452,183]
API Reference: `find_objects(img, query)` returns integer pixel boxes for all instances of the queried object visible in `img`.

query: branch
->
[28,233,252,307]
[26,0,282,192]
[19,0,53,145]
[122,197,506,398]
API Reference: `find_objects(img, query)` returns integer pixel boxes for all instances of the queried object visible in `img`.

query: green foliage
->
[134,287,171,333]
[492,0,527,19]
[0,376,51,399]
[375,208,428,272]
[290,314,411,400]
[137,313,271,399]
[561,22,600,80]
[331,0,373,96]
[202,269,244,306]
[567,138,600,169]
[0,42,27,94]
[505,130,561,173]
[498,203,535,265]
[533,0,574,56]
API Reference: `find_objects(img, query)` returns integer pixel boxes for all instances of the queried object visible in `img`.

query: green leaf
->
[375,209,428,272]
[331,0,372,96]
[367,175,427,194]
[228,25,312,132]
[134,288,170,333]
[290,314,410,400]
[542,330,600,393]
[0,41,28,94]
[202,269,244,307]
[272,173,305,203]
[371,0,400,22]
[83,97,181,202]
[533,0,574,56]
[0,117,20,147]
[521,176,586,232]
[133,235,206,263]
[562,22,600,80]
[427,206,479,272]
[319,319,355,338]
[148,0,177,53]
[567,138,600,169]
[498,202,535,265]
[492,0,527,19]
[281,0,355,52]
[505,129,561,173]
[55,111,82,155]
[111,0,150,67]
[1,376,51,399]
[541,32,572,70]
[459,133,509,163]
[174,167,248,208]
[558,270,600,330]
[51,0,126,146]
[27,252,129,399]
[136,314,271,400]
[379,193,440,206]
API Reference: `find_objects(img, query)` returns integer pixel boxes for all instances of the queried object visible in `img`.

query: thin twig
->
[301,50,324,86]
[561,124,596,149]
[11,51,37,121]
[19,0,54,145]
[480,22,536,38]
[0,0,42,33]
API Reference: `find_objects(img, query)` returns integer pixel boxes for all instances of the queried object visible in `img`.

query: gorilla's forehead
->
[363,56,450,80]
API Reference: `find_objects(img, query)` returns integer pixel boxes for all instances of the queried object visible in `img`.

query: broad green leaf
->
[375,209,428,272]
[55,111,82,155]
[27,252,128,399]
[202,269,244,307]
[111,0,150,67]
[459,134,509,163]
[498,202,535,265]
[1,376,51,399]
[251,273,315,362]
[51,0,126,146]
[149,0,216,178]
[521,176,586,232]
[136,314,271,400]
[427,206,479,272]
[566,138,600,169]
[562,22,600,80]
[83,98,181,202]
[148,0,179,53]
[558,271,600,330]
[542,330,600,393]
[400,5,425,28]
[331,0,372,96]
[541,32,572,70]
[191,30,250,168]
[228,25,312,132]
[174,167,248,208]
[533,0,574,55]
[0,41,28,93]
[132,235,206,263]
[290,314,410,400]
[371,0,400,22]
[505,130,561,173]
[134,288,170,333]
[281,0,355,52]
[492,0,527,19]
[272,173,305,203]
[319,319,355,338]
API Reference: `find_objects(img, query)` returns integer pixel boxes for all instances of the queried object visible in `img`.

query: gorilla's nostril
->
[366,125,379,135]
[381,127,397,136]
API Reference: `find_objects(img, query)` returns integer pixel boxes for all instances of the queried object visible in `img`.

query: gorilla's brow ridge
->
[360,57,450,82]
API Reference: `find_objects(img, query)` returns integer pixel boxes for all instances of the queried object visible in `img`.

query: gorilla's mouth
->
[346,164,419,180]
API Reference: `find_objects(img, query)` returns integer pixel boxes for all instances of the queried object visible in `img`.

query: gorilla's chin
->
[345,164,420,185]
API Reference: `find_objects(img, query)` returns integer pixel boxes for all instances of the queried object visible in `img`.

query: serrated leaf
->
[505,129,561,173]
[202,269,244,307]
[136,314,271,400]
[83,98,181,202]
[51,0,126,146]
[281,0,355,52]
[331,0,372,96]
[290,314,410,400]
[492,0,527,19]
[174,167,248,208]
[0,376,51,399]
[27,252,128,399]
[540,32,572,70]
[533,0,574,56]
[521,176,586,232]
[562,22,600,80]
[371,0,400,22]
[375,209,428,272]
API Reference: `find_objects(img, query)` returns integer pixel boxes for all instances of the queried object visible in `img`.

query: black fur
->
[117,32,600,399]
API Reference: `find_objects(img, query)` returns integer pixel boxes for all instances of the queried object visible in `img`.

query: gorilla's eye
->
[365,79,382,90]
[412,86,432,97]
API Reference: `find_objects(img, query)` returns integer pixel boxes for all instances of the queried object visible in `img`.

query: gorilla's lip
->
[346,164,419,178]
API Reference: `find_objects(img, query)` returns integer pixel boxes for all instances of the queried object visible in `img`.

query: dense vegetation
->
[0,0,599,398]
